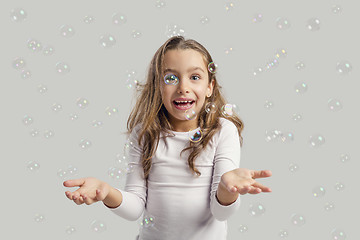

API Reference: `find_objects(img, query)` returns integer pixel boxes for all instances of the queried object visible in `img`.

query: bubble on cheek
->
[164,74,179,85]
[184,109,196,120]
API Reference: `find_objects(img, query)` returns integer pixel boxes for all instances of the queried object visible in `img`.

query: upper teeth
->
[175,100,193,103]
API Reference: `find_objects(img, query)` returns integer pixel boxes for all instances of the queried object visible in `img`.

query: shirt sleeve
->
[106,125,147,221]
[210,118,241,221]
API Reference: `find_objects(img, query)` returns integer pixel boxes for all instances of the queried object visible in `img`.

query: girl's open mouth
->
[173,100,195,110]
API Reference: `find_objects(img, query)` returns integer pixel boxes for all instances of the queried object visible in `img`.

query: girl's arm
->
[103,186,123,208]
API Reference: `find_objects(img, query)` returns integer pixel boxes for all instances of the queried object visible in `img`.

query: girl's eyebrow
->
[164,67,205,74]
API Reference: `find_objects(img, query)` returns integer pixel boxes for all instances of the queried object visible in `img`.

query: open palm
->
[220,168,272,195]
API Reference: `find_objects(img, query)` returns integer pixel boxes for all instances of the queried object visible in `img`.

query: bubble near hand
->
[164,74,179,85]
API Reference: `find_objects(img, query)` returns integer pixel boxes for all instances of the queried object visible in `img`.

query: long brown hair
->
[123,36,244,181]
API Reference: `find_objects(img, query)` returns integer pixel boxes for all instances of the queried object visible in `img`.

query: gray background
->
[1,0,358,239]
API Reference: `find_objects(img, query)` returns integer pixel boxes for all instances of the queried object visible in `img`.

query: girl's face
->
[160,49,214,132]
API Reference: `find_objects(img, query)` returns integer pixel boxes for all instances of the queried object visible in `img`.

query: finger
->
[251,170,272,179]
[63,178,86,188]
[73,195,84,205]
[251,182,272,192]
[95,188,105,201]
[247,186,262,194]
[82,194,91,205]
[238,185,252,195]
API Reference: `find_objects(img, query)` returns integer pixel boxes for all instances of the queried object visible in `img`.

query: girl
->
[63,36,272,240]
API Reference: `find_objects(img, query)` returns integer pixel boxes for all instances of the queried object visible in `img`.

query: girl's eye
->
[191,75,200,80]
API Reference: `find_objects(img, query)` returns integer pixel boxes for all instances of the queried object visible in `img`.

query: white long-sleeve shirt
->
[107,117,241,240]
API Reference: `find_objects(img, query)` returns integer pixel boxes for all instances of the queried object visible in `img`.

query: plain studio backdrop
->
[1,0,358,239]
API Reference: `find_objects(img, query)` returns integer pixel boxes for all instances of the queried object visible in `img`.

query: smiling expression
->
[160,49,214,132]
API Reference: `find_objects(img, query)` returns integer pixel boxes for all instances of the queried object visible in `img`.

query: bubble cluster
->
[334,182,345,191]
[295,61,305,70]
[264,100,274,109]
[164,74,179,85]
[237,224,248,233]
[108,167,125,179]
[165,24,185,38]
[290,213,305,226]
[339,153,350,163]
[155,0,166,9]
[65,225,76,235]
[79,139,92,149]
[76,97,90,109]
[51,103,63,112]
[278,229,289,238]
[34,213,45,222]
[224,2,235,11]
[324,202,335,211]
[280,132,294,143]
[336,60,352,75]
[312,186,326,197]
[131,30,142,39]
[332,5,342,14]
[276,17,291,30]
[90,220,107,233]
[105,107,118,116]
[330,228,346,240]
[265,129,283,142]
[92,120,103,128]
[21,69,32,79]
[289,163,299,172]
[294,82,308,94]
[10,8,27,22]
[55,62,70,74]
[112,13,127,25]
[249,202,266,216]
[13,57,26,70]
[60,24,75,37]
[252,13,263,23]
[22,115,33,126]
[100,34,116,48]
[328,98,342,112]
[57,165,78,179]
[27,161,40,172]
[139,211,155,229]
[30,129,39,137]
[224,47,233,54]
[292,113,302,122]
[125,69,140,89]
[306,18,320,31]
[308,134,325,148]
[44,130,55,138]
[84,15,95,24]
[253,48,287,75]
[27,38,42,52]
[43,45,54,56]
[69,113,78,121]
[200,16,209,24]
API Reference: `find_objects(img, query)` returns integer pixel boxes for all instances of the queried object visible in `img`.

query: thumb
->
[95,188,106,201]
[63,178,85,187]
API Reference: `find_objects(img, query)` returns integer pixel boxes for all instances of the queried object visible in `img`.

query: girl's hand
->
[63,177,110,205]
[220,168,272,195]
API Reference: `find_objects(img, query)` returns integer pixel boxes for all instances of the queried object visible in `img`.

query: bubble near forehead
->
[164,74,179,85]
[208,62,217,73]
